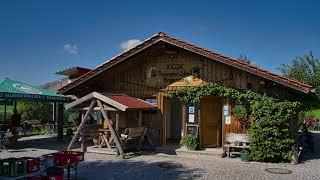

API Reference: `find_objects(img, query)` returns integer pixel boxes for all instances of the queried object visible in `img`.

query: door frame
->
[199,96,223,147]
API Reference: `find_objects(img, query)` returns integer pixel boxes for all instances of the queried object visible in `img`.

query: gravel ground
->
[1,135,320,180]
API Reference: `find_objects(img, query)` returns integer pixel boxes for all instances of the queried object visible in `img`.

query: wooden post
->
[3,99,7,127]
[53,102,57,133]
[57,103,64,140]
[116,111,119,131]
[97,100,124,159]
[138,110,142,127]
[67,100,96,150]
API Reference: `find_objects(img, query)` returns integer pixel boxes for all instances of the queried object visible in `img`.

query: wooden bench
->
[120,127,147,150]
[223,133,250,158]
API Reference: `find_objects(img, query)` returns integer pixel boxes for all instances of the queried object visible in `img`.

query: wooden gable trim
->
[59,32,311,94]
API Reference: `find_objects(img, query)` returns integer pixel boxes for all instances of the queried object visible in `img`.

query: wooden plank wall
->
[68,42,304,145]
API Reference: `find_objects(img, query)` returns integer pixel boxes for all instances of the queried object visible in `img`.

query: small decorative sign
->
[188,114,195,123]
[186,125,198,136]
[225,115,231,124]
[188,106,195,113]
[223,105,229,115]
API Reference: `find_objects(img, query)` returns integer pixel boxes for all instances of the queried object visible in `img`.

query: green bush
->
[170,83,302,162]
[180,134,198,148]
[250,98,298,162]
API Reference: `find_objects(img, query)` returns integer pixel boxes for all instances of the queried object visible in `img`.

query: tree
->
[277,51,320,91]
[237,54,257,66]
[17,102,53,123]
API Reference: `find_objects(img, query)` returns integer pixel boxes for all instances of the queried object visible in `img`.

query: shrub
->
[180,134,198,148]
[170,83,302,162]
[249,99,298,162]
[232,106,251,131]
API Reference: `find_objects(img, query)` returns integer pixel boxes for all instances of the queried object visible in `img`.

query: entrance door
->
[201,97,221,147]
[170,99,182,140]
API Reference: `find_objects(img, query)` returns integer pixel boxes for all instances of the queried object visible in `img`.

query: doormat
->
[265,168,292,174]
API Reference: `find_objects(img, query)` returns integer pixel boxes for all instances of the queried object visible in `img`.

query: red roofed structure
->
[61,32,314,148]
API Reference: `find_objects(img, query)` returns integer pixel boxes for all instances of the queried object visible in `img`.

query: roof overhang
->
[59,32,312,94]
[65,92,156,111]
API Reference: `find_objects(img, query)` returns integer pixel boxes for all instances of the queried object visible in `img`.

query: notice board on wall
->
[186,104,198,124]
[186,124,198,136]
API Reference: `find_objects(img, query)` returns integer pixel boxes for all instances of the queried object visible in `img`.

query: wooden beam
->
[67,100,96,150]
[97,100,125,159]
[138,110,142,127]
[65,92,127,111]
[116,111,119,131]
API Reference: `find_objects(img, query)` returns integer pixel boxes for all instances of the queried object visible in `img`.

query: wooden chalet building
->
[59,32,311,148]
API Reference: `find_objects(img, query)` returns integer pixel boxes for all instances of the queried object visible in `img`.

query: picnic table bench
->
[223,133,250,158]
[120,126,147,150]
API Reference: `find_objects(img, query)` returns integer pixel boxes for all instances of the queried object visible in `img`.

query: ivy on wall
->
[169,83,301,162]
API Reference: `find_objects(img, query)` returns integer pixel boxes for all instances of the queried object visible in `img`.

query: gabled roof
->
[65,92,156,111]
[59,32,312,94]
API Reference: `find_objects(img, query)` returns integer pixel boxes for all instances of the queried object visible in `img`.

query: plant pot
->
[92,139,98,146]
[291,153,299,164]
[182,144,197,151]
[240,152,250,162]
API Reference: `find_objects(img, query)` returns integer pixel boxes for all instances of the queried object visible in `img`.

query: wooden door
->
[170,100,182,140]
[201,97,221,147]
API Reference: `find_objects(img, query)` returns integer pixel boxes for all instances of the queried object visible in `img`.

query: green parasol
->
[0,78,68,102]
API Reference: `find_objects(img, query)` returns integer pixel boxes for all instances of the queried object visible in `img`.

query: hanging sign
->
[223,105,229,116]
[188,114,195,123]
[225,115,231,125]
[189,106,195,113]
[186,125,198,136]
[186,104,198,124]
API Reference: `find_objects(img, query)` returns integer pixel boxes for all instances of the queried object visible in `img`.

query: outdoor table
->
[98,128,112,150]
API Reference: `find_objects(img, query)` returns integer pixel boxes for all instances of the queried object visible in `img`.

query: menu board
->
[186,125,198,136]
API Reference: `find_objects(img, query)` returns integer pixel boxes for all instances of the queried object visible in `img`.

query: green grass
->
[305,108,320,118]
[0,105,13,112]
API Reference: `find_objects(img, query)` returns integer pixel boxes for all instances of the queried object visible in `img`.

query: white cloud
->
[63,43,79,55]
[120,39,141,50]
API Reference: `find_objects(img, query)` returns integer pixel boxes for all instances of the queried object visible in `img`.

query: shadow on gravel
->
[6,136,79,151]
[74,159,205,180]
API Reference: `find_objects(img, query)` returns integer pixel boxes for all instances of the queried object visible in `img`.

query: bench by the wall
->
[223,133,250,157]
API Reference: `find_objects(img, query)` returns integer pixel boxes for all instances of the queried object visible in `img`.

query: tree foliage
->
[277,52,320,92]
[169,83,301,162]
[17,102,53,123]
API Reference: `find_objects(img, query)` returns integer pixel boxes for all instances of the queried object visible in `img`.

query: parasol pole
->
[4,99,7,128]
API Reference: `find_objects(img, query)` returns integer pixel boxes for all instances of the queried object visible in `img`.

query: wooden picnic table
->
[98,128,113,150]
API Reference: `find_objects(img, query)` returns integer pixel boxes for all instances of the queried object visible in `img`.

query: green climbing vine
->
[169,83,301,162]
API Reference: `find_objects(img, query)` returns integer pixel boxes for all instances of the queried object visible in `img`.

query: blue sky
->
[0,0,319,85]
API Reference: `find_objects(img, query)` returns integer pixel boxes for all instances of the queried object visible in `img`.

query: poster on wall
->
[225,115,231,124]
[188,114,195,123]
[223,105,229,116]
[186,125,198,136]
[186,104,198,124]
[189,106,195,113]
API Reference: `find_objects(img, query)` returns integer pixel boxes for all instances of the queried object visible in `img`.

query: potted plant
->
[240,149,250,162]
[180,134,198,151]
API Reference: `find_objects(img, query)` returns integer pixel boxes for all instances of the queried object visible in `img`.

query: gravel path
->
[1,135,320,180]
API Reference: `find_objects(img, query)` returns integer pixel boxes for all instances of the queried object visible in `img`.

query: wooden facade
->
[63,40,309,148]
